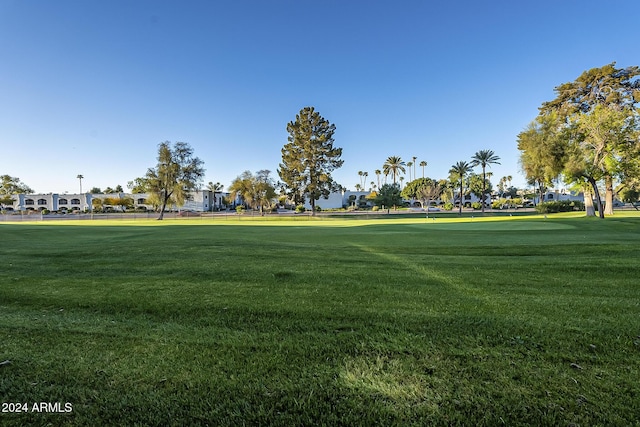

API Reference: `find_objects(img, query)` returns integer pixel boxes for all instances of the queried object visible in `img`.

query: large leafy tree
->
[279,107,343,215]
[468,174,493,203]
[449,161,473,214]
[382,156,406,184]
[401,177,441,209]
[374,183,403,211]
[517,112,566,206]
[127,177,151,194]
[537,63,640,217]
[144,141,205,220]
[471,149,500,213]
[229,170,276,215]
[1,175,33,208]
[1,175,33,195]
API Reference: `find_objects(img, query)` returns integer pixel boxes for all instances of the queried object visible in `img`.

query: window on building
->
[38,199,47,205]
[25,199,34,205]
[59,198,68,204]
[71,199,80,205]
[137,198,146,204]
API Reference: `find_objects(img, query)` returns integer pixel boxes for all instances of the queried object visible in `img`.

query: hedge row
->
[535,200,584,213]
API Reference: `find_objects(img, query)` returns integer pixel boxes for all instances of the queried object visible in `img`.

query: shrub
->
[535,200,584,214]
[372,206,380,212]
[535,204,550,214]
[315,206,322,212]
[295,205,306,213]
[236,206,245,214]
[443,202,454,211]
[41,209,50,215]
[346,205,358,212]
[471,202,482,210]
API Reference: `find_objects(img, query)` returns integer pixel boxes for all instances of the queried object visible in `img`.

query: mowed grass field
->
[1,213,639,426]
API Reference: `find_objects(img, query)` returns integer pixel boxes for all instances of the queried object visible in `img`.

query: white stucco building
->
[3,190,230,213]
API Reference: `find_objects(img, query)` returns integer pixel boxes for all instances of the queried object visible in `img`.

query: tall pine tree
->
[279,107,343,215]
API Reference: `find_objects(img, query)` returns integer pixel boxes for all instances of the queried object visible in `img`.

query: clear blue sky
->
[1,0,638,194]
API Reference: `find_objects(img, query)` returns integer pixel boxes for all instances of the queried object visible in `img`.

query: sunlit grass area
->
[1,213,639,425]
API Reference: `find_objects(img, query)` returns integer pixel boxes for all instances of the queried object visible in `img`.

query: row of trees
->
[118,107,341,219]
[3,108,341,219]
[14,65,636,221]
[356,156,427,191]
[367,150,500,214]
[518,63,640,218]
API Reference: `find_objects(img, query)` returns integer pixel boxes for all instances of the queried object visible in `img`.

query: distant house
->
[10,193,91,212]
[302,191,373,210]
[535,190,584,205]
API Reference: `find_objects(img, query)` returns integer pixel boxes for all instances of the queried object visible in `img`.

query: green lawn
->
[1,213,639,426]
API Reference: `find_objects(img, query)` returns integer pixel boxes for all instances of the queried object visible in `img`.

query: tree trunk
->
[585,176,604,219]
[158,193,170,220]
[604,175,614,216]
[538,181,544,206]
[310,198,316,216]
[481,168,486,213]
[583,188,595,217]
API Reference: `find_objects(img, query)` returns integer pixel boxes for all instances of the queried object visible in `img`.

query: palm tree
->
[207,181,224,210]
[406,161,413,182]
[449,161,473,215]
[382,156,406,185]
[77,174,84,194]
[419,160,427,178]
[412,156,417,180]
[470,150,501,213]
[358,171,364,187]
[375,169,381,188]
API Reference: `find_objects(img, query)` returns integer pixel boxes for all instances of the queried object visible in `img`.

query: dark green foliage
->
[374,183,402,210]
[401,177,442,208]
[535,200,585,213]
[523,63,640,218]
[279,107,343,214]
